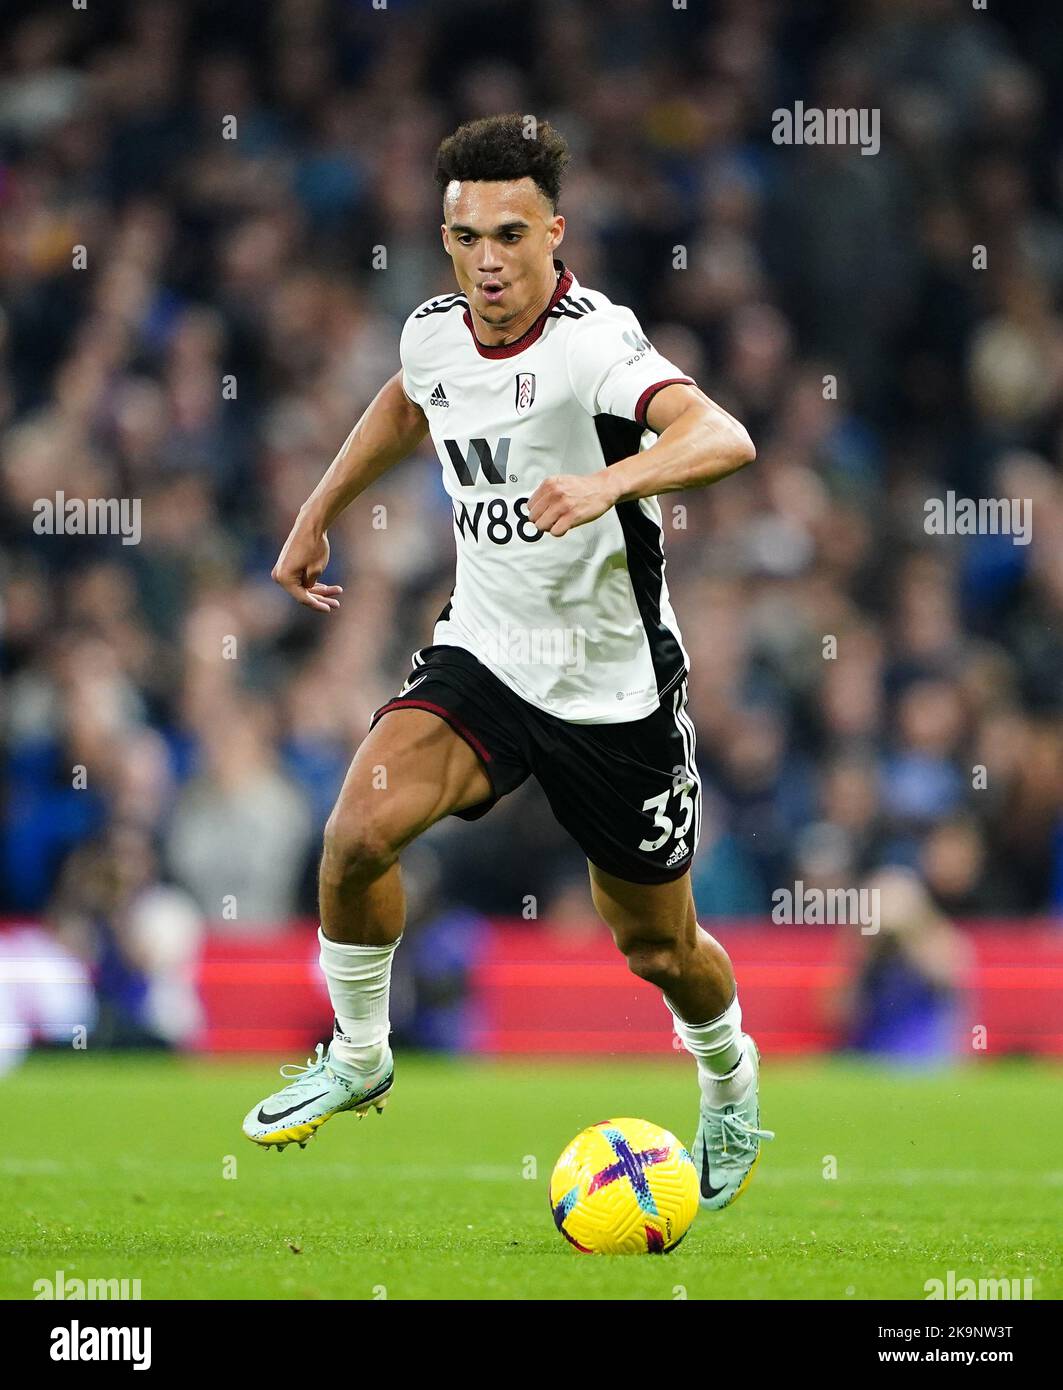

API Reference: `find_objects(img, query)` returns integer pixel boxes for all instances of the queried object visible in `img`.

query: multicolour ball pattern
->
[549,1117,699,1255]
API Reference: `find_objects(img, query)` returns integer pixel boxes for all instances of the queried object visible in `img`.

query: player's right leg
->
[242,708,492,1150]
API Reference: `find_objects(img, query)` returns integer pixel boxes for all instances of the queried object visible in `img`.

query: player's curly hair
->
[435,114,570,210]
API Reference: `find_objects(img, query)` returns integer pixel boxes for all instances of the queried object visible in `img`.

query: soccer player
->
[243,115,772,1211]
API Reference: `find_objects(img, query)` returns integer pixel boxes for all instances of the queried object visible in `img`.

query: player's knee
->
[321,805,400,887]
[623,938,686,992]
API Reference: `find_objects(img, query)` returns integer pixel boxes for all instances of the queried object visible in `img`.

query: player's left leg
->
[589,862,774,1211]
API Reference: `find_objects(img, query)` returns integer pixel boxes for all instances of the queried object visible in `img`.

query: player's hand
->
[271,520,343,613]
[527,473,619,537]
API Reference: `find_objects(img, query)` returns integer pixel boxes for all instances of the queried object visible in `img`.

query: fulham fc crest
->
[515,372,536,413]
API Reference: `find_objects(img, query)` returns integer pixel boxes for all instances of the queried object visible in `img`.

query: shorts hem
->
[586,856,694,886]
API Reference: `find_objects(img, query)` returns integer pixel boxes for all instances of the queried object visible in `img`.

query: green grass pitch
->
[2,1051,1060,1300]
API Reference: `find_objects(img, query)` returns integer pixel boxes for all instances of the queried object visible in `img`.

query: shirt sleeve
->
[566,303,695,429]
[398,315,421,407]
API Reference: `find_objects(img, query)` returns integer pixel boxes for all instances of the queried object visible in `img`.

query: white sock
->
[318,927,401,1075]
[665,990,754,1107]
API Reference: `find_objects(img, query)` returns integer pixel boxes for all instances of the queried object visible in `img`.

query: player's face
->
[441,178,564,331]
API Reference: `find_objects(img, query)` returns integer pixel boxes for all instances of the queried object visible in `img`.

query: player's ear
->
[548,214,565,252]
[441,223,450,253]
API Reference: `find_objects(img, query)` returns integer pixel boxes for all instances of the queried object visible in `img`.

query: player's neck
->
[469,261,561,347]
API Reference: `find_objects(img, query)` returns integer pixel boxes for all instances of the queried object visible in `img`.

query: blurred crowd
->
[2,0,1063,1054]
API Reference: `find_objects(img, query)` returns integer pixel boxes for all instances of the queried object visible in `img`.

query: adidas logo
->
[428,382,450,408]
[666,838,690,867]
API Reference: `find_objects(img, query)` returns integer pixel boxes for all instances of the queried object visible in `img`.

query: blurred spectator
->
[834,867,974,1063]
[166,698,314,925]
[49,824,203,1047]
[0,923,96,1073]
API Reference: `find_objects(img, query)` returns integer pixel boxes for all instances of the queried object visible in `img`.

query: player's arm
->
[528,383,754,538]
[272,371,429,611]
[608,383,754,503]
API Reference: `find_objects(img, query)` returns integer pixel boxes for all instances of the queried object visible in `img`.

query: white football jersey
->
[399,258,694,724]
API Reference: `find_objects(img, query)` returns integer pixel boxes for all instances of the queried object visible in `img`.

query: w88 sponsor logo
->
[452,496,544,544]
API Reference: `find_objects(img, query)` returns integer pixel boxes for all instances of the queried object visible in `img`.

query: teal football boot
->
[242,1038,393,1151]
[692,1034,774,1210]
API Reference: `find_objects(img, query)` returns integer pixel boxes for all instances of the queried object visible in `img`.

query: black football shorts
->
[369,644,701,885]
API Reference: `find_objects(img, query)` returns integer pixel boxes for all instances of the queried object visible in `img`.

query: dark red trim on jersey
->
[462,259,573,359]
[634,377,696,430]
[371,698,494,765]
